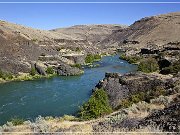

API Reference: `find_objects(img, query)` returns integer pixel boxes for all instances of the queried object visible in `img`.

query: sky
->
[0,0,180,30]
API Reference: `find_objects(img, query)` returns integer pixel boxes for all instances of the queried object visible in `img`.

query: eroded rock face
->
[0,58,31,74]
[57,63,83,76]
[34,62,47,75]
[138,101,180,132]
[94,72,173,108]
[62,54,86,65]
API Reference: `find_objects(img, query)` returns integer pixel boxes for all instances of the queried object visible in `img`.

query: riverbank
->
[0,73,57,84]
[0,55,137,126]
[0,92,178,133]
[0,53,109,84]
[0,54,179,133]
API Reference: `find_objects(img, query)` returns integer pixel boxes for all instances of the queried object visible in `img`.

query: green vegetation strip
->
[79,88,112,120]
[119,54,141,64]
[85,54,101,64]
[116,86,166,110]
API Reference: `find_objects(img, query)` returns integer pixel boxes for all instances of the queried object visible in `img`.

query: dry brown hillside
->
[0,20,125,73]
[52,24,127,45]
[99,12,180,50]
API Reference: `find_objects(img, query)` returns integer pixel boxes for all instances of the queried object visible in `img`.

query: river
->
[0,55,137,125]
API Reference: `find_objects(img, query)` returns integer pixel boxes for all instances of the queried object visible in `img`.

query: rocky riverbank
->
[0,91,179,133]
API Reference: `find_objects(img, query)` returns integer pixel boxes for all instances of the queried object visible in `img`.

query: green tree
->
[79,89,112,120]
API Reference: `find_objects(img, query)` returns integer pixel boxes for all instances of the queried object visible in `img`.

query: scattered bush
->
[46,67,54,74]
[116,87,166,109]
[29,68,36,76]
[138,58,159,73]
[130,92,145,103]
[94,54,101,60]
[150,95,171,106]
[117,92,145,109]
[120,54,141,64]
[145,86,166,102]
[0,69,13,80]
[71,64,82,69]
[10,117,24,126]
[118,99,133,109]
[79,89,112,120]
[85,54,101,63]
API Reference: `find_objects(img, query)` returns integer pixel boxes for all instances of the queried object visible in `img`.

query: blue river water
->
[0,55,137,125]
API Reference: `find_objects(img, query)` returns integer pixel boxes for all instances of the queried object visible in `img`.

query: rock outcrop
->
[138,100,180,132]
[34,62,47,75]
[57,63,83,76]
[94,72,175,108]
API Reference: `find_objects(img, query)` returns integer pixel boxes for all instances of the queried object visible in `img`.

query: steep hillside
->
[0,21,124,74]
[99,12,180,50]
[52,24,127,45]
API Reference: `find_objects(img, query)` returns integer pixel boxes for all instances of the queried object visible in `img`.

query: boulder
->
[62,54,85,65]
[57,62,83,76]
[34,62,47,75]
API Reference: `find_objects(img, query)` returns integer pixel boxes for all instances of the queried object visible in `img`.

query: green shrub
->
[5,72,13,80]
[118,99,133,109]
[94,54,101,60]
[79,89,112,120]
[119,54,141,64]
[138,58,159,73]
[145,86,166,102]
[117,92,145,109]
[85,54,94,63]
[71,64,82,69]
[10,117,24,126]
[0,69,3,78]
[130,92,145,103]
[46,67,54,74]
[29,68,36,76]
[0,69,13,80]
[116,87,166,110]
[85,54,101,64]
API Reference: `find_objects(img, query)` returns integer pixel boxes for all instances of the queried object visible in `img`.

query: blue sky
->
[0,1,180,30]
